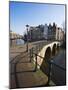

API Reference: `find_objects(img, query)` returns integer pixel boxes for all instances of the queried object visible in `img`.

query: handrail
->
[33,53,44,59]
[33,52,65,71]
[32,52,65,85]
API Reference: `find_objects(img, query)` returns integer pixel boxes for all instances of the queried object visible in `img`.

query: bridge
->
[10,40,65,89]
[33,41,60,68]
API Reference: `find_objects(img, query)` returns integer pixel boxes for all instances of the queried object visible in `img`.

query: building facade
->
[28,25,44,42]
[24,23,64,42]
[57,27,64,41]
[48,23,53,40]
[43,24,48,39]
[47,23,64,41]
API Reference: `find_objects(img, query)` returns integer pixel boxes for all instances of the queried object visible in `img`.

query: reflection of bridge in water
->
[10,40,66,89]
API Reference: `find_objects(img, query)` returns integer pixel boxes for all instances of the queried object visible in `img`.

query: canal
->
[40,47,66,86]
[51,48,66,86]
[16,39,24,45]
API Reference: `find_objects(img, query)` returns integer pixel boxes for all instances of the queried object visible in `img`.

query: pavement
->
[10,51,48,89]
[10,41,49,89]
[10,41,66,88]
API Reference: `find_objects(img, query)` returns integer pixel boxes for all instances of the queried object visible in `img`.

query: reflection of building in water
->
[10,31,23,46]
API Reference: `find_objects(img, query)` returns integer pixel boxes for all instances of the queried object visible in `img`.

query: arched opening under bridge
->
[40,47,51,75]
[52,44,57,56]
[56,44,60,52]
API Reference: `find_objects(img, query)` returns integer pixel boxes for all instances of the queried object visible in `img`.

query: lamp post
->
[26,24,29,52]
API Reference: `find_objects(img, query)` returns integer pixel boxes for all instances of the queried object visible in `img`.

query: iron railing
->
[10,41,65,88]
[30,47,66,85]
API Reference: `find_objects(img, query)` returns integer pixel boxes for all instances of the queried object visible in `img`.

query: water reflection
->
[16,39,24,45]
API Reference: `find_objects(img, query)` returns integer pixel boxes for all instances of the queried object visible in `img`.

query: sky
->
[10,1,65,35]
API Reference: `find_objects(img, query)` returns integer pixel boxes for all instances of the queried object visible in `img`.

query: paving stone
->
[10,41,49,88]
[16,63,34,72]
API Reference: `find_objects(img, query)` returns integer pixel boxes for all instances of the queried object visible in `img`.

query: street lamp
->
[26,24,29,52]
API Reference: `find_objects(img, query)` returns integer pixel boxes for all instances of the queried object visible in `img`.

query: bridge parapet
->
[32,41,61,69]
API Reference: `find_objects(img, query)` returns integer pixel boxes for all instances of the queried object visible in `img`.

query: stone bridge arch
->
[44,47,52,61]
[56,43,60,52]
[52,43,57,56]
[35,41,61,69]
[38,41,61,75]
[40,46,51,75]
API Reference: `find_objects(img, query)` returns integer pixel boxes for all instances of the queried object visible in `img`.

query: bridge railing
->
[29,47,66,85]
[10,41,65,88]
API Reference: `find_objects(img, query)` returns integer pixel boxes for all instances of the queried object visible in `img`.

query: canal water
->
[16,39,24,45]
[51,48,66,85]
[40,48,66,86]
